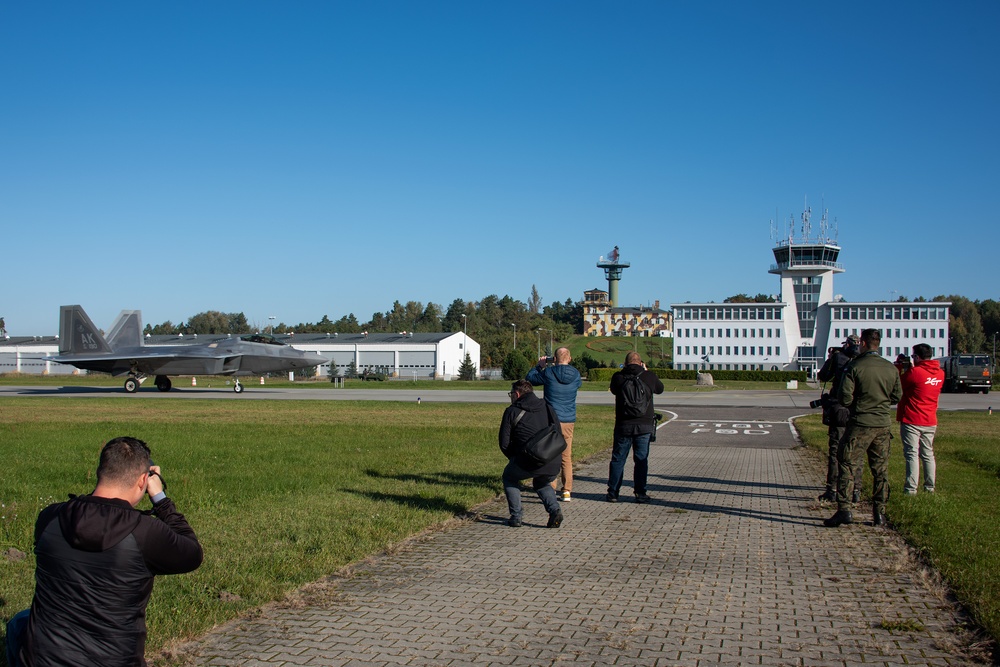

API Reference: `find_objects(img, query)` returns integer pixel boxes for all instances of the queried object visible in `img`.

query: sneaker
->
[606,492,618,503]
[507,517,522,528]
[547,510,564,528]
[561,491,572,502]
[634,493,651,504]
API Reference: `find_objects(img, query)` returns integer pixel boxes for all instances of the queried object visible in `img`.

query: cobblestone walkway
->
[185,414,977,666]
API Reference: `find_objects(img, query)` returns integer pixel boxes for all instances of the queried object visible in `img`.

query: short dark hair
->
[912,343,933,360]
[511,379,533,396]
[860,328,881,347]
[97,437,152,486]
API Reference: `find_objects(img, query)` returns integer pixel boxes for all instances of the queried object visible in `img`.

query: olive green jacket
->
[838,350,903,428]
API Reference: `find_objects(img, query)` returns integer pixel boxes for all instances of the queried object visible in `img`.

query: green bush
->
[587,367,808,383]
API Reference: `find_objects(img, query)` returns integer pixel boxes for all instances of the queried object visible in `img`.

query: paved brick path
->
[184,413,978,666]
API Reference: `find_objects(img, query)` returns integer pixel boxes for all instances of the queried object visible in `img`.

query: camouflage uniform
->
[836,350,903,518]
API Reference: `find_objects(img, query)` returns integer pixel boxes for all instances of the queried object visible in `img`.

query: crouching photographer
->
[816,336,862,502]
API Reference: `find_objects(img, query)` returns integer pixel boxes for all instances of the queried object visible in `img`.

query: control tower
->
[597,246,630,307]
[769,205,843,365]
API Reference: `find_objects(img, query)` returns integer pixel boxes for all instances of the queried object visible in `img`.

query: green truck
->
[939,354,992,394]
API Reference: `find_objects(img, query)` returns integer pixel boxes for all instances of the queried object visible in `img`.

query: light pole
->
[268,316,275,335]
[510,323,516,351]
[993,332,997,371]
[461,314,468,362]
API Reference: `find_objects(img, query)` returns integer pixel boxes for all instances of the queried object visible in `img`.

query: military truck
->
[939,354,992,394]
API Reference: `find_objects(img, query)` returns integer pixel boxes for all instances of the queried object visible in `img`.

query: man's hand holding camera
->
[146,464,167,502]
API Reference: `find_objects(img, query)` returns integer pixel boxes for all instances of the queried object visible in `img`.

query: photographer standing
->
[816,334,862,502]
[9,437,203,667]
[825,329,902,528]
[526,347,582,502]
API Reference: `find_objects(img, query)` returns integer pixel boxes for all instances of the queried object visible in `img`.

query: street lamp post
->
[268,316,275,335]
[510,323,516,351]
[461,314,468,363]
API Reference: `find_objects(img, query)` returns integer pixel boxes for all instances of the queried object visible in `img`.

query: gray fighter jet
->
[47,305,329,393]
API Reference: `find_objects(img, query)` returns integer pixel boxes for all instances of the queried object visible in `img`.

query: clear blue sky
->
[3,2,997,335]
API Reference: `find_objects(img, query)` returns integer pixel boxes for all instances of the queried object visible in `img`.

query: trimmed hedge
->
[586,368,808,383]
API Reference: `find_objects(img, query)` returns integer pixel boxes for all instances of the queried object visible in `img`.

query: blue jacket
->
[526,363,582,423]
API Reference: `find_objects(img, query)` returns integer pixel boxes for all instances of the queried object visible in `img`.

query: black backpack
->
[619,373,652,419]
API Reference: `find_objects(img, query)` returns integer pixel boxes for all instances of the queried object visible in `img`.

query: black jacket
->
[609,364,665,434]
[818,349,852,398]
[498,392,562,476]
[23,494,203,667]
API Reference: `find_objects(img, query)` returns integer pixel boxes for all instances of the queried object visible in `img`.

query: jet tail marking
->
[58,305,113,356]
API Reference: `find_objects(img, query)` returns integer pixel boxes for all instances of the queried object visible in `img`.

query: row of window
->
[831,306,948,321]
[834,328,945,340]
[677,328,781,339]
[679,346,781,357]
[674,307,782,321]
[678,363,778,371]
[884,346,947,358]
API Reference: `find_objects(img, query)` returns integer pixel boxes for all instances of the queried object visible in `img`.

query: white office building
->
[672,212,950,374]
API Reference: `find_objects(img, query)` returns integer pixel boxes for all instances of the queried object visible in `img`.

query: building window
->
[776,346,781,356]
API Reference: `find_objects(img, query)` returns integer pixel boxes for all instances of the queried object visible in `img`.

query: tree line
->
[139,291,1000,369]
[142,285,583,369]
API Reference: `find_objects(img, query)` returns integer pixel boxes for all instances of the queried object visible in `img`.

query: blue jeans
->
[6,609,29,667]
[608,432,651,497]
[502,460,559,521]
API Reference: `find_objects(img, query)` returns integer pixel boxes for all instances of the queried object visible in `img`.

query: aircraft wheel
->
[124,377,140,393]
[233,381,244,394]
[155,376,172,392]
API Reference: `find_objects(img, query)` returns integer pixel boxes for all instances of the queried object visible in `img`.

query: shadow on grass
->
[363,469,496,488]
[345,489,470,516]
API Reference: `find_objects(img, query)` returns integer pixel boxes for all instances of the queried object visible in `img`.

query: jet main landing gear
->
[155,375,172,392]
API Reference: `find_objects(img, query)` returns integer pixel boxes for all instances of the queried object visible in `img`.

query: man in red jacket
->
[897,343,945,494]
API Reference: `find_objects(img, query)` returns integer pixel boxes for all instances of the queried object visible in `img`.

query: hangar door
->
[398,351,436,376]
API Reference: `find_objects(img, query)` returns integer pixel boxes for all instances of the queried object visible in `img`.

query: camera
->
[810,394,830,410]
[545,356,555,365]
[649,412,664,442]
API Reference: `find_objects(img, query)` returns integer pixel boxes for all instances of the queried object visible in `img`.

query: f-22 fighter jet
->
[47,305,329,393]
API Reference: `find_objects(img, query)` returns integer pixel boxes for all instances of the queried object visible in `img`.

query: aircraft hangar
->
[0,331,481,380]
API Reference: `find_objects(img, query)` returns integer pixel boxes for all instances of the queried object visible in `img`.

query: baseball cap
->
[843,334,860,346]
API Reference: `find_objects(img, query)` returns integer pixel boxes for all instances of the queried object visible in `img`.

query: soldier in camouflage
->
[824,328,902,528]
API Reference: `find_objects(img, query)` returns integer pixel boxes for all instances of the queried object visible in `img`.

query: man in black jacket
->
[607,352,665,503]
[15,436,203,667]
[498,380,564,528]
[816,334,862,502]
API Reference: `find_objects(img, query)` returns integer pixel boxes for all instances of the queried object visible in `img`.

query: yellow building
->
[582,289,673,337]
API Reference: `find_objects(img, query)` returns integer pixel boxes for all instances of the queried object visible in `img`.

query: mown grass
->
[0,373,809,392]
[0,398,615,664]
[796,411,1000,645]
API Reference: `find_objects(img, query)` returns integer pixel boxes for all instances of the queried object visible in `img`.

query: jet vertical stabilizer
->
[58,305,113,356]
[106,310,143,351]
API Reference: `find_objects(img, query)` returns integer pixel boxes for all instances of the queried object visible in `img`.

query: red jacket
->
[896,358,944,426]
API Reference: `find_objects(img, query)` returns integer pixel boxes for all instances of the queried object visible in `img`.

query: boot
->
[823,510,853,528]
[817,489,836,502]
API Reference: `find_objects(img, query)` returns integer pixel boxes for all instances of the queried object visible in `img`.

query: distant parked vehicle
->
[938,354,992,394]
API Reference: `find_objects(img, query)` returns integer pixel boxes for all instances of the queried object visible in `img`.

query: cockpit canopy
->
[239,334,286,346]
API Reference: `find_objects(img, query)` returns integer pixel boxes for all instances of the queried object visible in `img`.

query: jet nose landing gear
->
[233,379,244,393]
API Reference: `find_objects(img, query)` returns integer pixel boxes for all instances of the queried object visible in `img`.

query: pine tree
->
[458,353,477,381]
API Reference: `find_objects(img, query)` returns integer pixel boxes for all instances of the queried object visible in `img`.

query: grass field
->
[0,397,615,664]
[795,411,1000,648]
[0,372,809,393]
